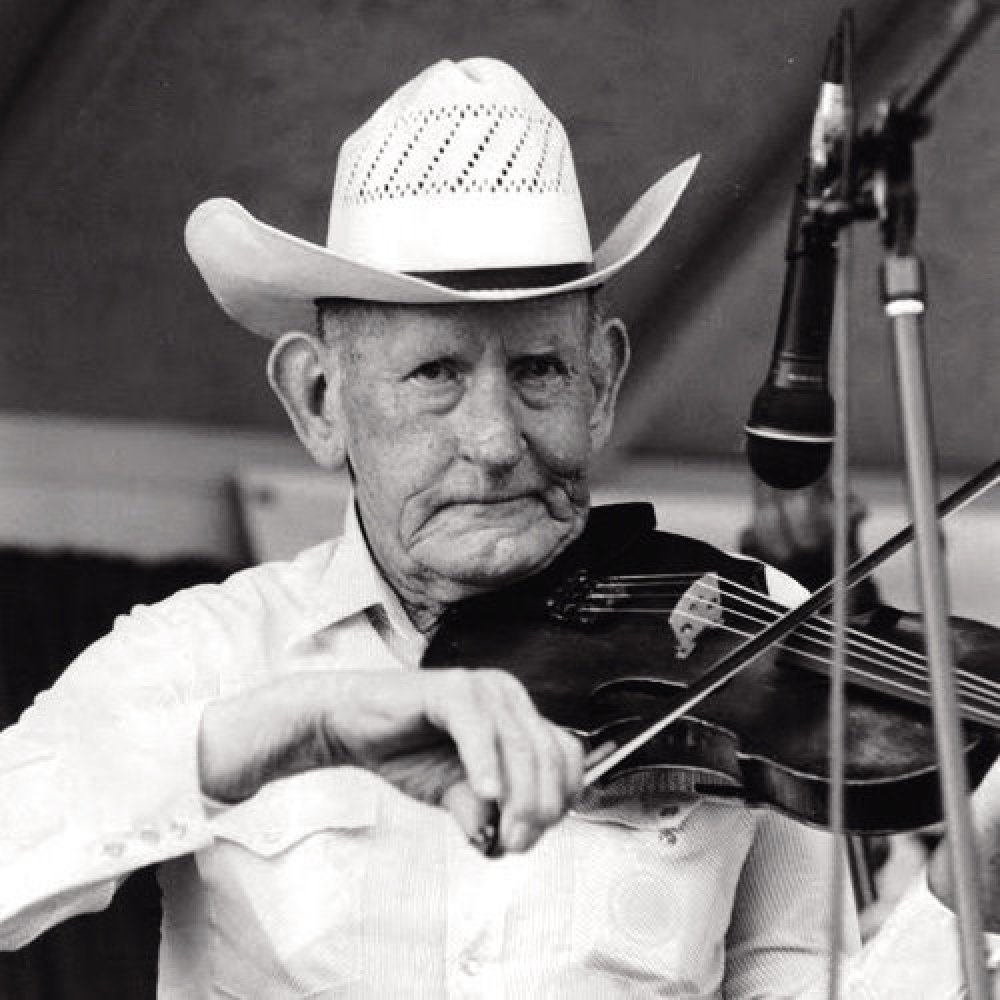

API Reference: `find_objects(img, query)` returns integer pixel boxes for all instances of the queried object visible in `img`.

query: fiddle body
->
[422,503,1000,834]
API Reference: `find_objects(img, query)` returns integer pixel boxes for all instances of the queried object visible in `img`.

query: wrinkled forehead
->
[317,292,596,353]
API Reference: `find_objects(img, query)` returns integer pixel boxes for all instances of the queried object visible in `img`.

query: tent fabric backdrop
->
[2,1,997,470]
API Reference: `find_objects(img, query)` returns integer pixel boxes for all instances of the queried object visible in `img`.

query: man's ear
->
[589,316,630,451]
[267,331,347,469]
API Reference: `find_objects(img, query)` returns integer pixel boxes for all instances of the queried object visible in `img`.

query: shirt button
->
[167,819,188,839]
[659,830,677,845]
[138,825,161,845]
[102,840,125,858]
[460,954,483,976]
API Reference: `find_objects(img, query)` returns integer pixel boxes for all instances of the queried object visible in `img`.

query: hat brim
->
[185,155,700,339]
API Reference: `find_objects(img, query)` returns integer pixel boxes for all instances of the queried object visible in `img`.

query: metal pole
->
[882,251,989,999]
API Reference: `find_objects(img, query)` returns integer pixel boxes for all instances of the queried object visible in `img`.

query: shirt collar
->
[287,499,424,652]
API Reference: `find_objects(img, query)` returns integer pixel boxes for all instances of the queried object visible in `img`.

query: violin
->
[422,501,1000,835]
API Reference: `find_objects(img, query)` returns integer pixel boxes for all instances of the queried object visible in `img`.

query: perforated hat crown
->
[186,58,700,339]
[328,58,591,278]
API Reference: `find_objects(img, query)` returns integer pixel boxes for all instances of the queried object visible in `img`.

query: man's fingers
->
[426,670,503,802]
[504,712,569,849]
[370,668,584,855]
[492,690,546,851]
[557,727,586,801]
[488,673,583,853]
[441,781,497,849]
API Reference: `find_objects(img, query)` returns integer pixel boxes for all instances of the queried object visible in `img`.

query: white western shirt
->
[0,506,992,998]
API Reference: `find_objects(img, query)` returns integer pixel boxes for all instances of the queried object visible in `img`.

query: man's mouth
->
[433,494,539,516]
[428,485,576,523]
[454,495,532,505]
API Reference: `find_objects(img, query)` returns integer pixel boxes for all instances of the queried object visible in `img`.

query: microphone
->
[746,26,846,490]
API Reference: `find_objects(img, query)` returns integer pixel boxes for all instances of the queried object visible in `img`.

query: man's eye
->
[410,360,458,383]
[515,356,569,381]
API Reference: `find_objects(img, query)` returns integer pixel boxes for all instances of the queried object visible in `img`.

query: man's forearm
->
[196,667,583,855]
[198,674,336,803]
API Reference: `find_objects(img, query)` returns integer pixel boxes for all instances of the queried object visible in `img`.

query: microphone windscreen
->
[746,435,832,489]
[745,384,834,489]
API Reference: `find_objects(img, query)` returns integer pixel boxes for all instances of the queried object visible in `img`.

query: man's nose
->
[457,376,525,472]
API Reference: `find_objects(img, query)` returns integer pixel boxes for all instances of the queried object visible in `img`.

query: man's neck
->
[351,503,451,635]
[399,596,449,635]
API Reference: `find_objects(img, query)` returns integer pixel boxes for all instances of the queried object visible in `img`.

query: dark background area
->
[0,0,997,466]
[0,550,231,999]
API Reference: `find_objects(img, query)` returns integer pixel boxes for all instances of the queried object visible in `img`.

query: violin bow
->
[582,454,1000,787]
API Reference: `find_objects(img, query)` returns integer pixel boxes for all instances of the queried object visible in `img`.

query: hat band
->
[409,262,595,291]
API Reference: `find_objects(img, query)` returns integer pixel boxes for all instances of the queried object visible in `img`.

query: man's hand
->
[198,669,584,854]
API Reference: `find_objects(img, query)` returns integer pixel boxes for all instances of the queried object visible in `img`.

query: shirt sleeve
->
[0,597,220,950]
[838,871,1000,999]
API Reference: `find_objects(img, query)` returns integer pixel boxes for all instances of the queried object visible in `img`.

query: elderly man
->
[1,58,999,998]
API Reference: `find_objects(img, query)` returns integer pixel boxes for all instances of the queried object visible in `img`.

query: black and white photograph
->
[1,1,1000,996]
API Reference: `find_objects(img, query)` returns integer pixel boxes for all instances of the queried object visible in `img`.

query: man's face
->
[331,295,612,609]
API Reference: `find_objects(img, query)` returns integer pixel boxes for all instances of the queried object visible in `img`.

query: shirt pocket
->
[205,768,377,998]
[567,795,729,993]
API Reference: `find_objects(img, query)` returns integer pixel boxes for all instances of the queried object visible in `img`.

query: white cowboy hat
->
[185,57,699,339]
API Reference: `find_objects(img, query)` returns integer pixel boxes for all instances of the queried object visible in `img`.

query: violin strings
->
[708,576,1000,699]
[575,581,1000,723]
[593,572,1000,702]
[575,602,1000,728]
[587,586,1000,716]
[598,573,725,583]
[584,599,1000,713]
[591,579,915,677]
[595,577,1000,700]
[714,599,1000,717]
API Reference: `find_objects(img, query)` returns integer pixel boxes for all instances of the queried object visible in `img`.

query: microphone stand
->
[843,4,998,994]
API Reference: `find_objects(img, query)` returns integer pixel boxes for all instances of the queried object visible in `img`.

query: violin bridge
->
[670,573,724,659]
